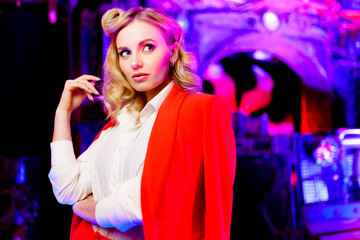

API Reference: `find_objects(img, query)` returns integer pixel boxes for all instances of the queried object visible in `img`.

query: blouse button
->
[111,180,116,187]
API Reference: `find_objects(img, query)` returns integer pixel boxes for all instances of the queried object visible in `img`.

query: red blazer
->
[70,84,236,240]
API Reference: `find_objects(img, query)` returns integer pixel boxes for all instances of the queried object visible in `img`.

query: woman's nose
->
[131,53,143,70]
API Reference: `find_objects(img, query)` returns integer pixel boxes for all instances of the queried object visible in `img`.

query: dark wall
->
[0,3,72,239]
[0,3,67,157]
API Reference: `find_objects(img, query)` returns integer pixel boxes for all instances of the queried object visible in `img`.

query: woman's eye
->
[143,44,155,52]
[120,50,130,58]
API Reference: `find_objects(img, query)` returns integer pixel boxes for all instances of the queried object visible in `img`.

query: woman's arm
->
[72,173,143,229]
[49,75,100,204]
[72,194,98,224]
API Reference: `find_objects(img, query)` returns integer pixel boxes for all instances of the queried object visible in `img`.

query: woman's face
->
[116,20,177,102]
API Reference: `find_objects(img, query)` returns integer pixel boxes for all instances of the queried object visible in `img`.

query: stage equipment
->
[231,111,297,239]
[293,129,360,239]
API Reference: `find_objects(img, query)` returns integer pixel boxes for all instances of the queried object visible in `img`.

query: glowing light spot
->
[177,14,189,34]
[263,11,280,31]
[205,63,223,80]
[313,136,340,167]
[302,180,329,204]
[162,1,172,10]
[16,160,26,184]
[49,10,57,24]
[253,50,272,61]
[291,172,297,186]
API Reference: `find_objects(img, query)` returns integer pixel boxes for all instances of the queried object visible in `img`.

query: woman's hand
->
[57,74,100,114]
[73,194,98,225]
[52,75,101,142]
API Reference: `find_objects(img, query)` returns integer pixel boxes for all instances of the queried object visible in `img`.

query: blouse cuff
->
[50,140,76,166]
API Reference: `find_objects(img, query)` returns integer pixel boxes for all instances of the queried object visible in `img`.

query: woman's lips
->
[132,73,149,82]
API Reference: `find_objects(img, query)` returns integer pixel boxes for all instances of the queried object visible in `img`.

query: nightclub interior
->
[1,0,360,239]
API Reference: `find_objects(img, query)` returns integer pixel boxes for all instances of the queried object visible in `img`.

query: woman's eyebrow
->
[117,38,156,52]
[138,38,156,46]
[117,46,128,53]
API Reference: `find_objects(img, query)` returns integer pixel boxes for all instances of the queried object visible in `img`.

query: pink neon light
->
[49,10,57,24]
[291,172,297,186]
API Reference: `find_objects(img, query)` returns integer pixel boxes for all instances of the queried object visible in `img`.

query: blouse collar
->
[116,81,175,127]
[139,81,175,124]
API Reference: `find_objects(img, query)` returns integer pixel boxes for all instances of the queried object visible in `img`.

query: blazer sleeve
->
[203,96,236,240]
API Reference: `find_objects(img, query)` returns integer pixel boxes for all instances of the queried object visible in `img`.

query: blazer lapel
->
[141,83,188,238]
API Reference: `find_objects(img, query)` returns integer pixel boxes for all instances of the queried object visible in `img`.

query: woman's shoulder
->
[185,92,218,104]
[182,92,229,112]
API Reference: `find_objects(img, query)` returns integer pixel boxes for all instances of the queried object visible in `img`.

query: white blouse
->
[48,81,174,239]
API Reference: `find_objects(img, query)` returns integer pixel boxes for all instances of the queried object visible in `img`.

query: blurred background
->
[0,0,360,239]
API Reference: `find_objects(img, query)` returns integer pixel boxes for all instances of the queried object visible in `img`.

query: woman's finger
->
[74,77,100,95]
[72,80,98,96]
[86,91,94,101]
[78,74,101,82]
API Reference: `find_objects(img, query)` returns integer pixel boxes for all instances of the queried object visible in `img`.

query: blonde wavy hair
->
[101,6,202,120]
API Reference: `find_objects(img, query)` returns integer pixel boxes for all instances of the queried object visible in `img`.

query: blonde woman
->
[49,6,236,240]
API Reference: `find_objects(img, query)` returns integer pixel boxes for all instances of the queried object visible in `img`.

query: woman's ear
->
[170,42,179,63]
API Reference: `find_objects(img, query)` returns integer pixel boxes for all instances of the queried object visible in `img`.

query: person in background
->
[49,6,236,240]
